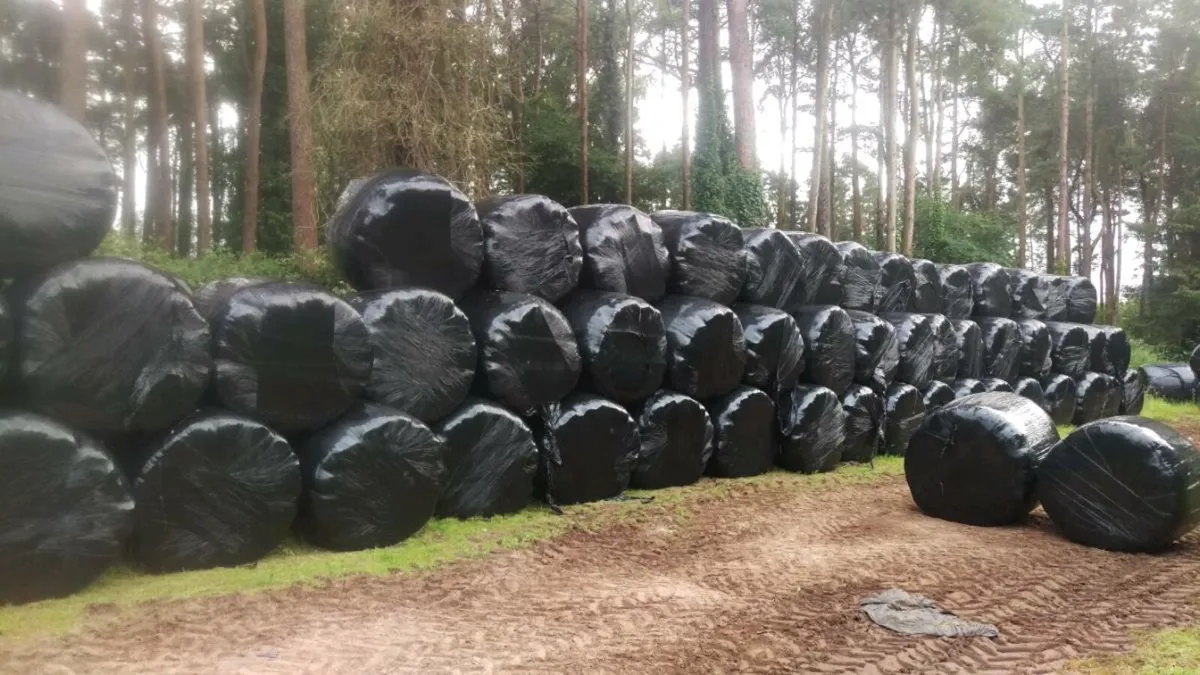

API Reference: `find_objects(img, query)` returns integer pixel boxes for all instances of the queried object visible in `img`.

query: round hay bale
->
[562,290,666,404]
[921,380,956,411]
[951,319,984,379]
[1191,345,1200,381]
[652,210,746,305]
[1046,322,1093,377]
[1065,277,1098,323]
[1077,325,1112,374]
[706,386,776,477]
[777,385,845,474]
[1014,377,1047,409]
[953,378,988,398]
[794,305,856,396]
[835,241,881,312]
[631,390,714,489]
[879,313,937,389]
[966,263,1013,318]
[191,277,272,322]
[435,399,538,519]
[570,204,670,302]
[1098,326,1130,378]
[739,228,806,310]
[883,382,926,456]
[1142,363,1197,402]
[1016,319,1053,380]
[935,263,974,319]
[1042,374,1078,425]
[910,259,943,314]
[1121,368,1147,415]
[874,252,917,314]
[537,393,639,505]
[976,317,1022,382]
[733,304,806,397]
[1009,269,1047,319]
[842,384,884,463]
[981,377,1015,393]
[476,194,583,302]
[1073,372,1112,425]
[657,296,747,399]
[787,232,844,306]
[926,314,961,383]
[1100,373,1123,418]
[846,310,899,393]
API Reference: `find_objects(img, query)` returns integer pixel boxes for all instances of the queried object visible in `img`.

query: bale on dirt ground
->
[906,392,1058,526]
[1142,363,1197,402]
[981,377,1015,393]
[570,204,670,302]
[953,378,988,398]
[835,242,881,312]
[296,403,446,551]
[562,291,666,404]
[1046,322,1092,377]
[1121,368,1147,415]
[951,319,984,379]
[706,386,777,477]
[1042,374,1078,426]
[794,306,856,396]
[883,382,926,456]
[875,252,917,314]
[880,313,937,389]
[652,211,746,305]
[1016,319,1053,380]
[632,390,714,489]
[921,381,956,411]
[1039,417,1200,551]
[846,310,899,393]
[213,282,373,432]
[1014,377,1047,409]
[476,194,583,303]
[0,411,133,604]
[975,317,1022,382]
[348,289,476,424]
[926,314,961,383]
[1009,269,1047,320]
[434,399,539,519]
[936,263,974,319]
[966,263,1013,318]
[910,259,943,314]
[326,169,483,299]
[129,412,301,572]
[461,290,581,414]
[18,258,211,436]
[777,385,846,474]
[0,91,117,279]
[192,277,271,322]
[1073,372,1113,425]
[1098,326,1130,378]
[842,384,884,463]
[787,232,845,306]
[740,228,807,310]
[657,296,747,399]
[733,304,805,397]
[536,393,639,505]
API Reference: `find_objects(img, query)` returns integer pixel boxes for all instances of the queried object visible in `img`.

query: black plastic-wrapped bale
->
[1009,269,1047,320]
[966,263,1013,318]
[537,393,639,505]
[461,290,581,414]
[213,283,373,432]
[1099,326,1131,378]
[1077,324,1112,375]
[1040,418,1200,552]
[976,317,1022,382]
[880,313,937,389]
[326,169,483,298]
[1192,345,1200,380]
[0,293,10,385]
[651,210,746,305]
[733,304,805,397]
[835,242,881,312]
[1121,368,1147,415]
[1014,377,1047,409]
[926,314,961,384]
[570,204,670,302]
[794,306,856,396]
[740,228,807,310]
[953,378,988,398]
[951,319,984,379]
[706,386,777,477]
[907,392,1059,526]
[1065,276,1098,323]
[632,390,714,489]
[130,412,301,572]
[562,291,666,404]
[787,232,845,306]
[192,277,271,322]
[18,258,211,436]
[349,289,476,424]
[1016,319,1053,380]
[1042,374,1079,425]
[1142,364,1197,402]
[883,382,926,456]
[875,252,917,314]
[1101,374,1123,418]
[296,404,446,551]
[846,310,899,393]
[1046,322,1092,377]
[981,377,1015,393]
[0,411,133,604]
[910,259,943,314]
[842,385,884,463]
[435,399,538,519]
[476,194,583,303]
[657,296,746,400]
[777,385,845,474]
[0,92,117,279]
[921,381,956,411]
[1073,372,1112,425]
[936,263,974,319]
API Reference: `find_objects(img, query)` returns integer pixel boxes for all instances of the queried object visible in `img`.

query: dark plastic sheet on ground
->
[1009,269,1047,320]
[349,289,476,423]
[632,390,714,489]
[1099,326,1130,378]
[1142,363,1197,402]
[536,393,639,505]
[936,264,974,319]
[733,304,805,397]
[213,282,373,432]
[1042,374,1078,425]
[192,277,271,322]
[777,385,846,474]
[326,169,483,298]
[651,210,746,305]
[18,258,211,435]
[875,252,917,314]
[787,233,845,306]
[562,291,666,404]
[921,381,956,411]
[461,290,581,414]
[476,194,583,303]
[435,399,538,519]
[1014,377,1047,409]
[296,403,445,551]
[1046,322,1092,377]
[657,296,746,400]
[907,392,1058,526]
[836,242,881,312]
[0,91,117,279]
[130,411,301,572]
[570,204,670,302]
[1038,418,1200,552]
[794,306,856,396]
[880,313,937,389]
[953,378,988,398]
[706,386,777,477]
[975,317,1022,382]
[1073,372,1112,425]
[0,411,133,604]
[1016,319,1053,380]
[842,385,884,463]
[846,310,899,394]
[1121,368,1147,415]
[951,320,984,379]
[910,259,943,314]
[926,314,961,384]
[966,263,1013,318]
[981,377,1015,393]
[883,382,926,456]
[739,229,807,310]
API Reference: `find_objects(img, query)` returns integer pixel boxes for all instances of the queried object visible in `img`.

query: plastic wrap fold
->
[921,381,956,411]
[926,314,961,383]
[1014,377,1047,409]
[1008,269,1047,319]
[936,263,974,319]
[651,210,746,305]
[1121,368,1147,415]
[846,310,900,394]
[435,399,538,519]
[975,317,1022,382]
[910,259,943,314]
[883,382,926,456]
[1077,325,1112,375]
[880,313,937,389]
[1046,322,1092,377]
[1016,319,1053,380]
[966,263,1013,318]
[874,252,917,314]
[476,194,583,303]
[733,304,806,397]
[951,319,984,379]
[193,277,271,322]
[563,290,666,404]
[953,378,988,398]
[739,228,807,310]
[787,232,845,306]
[632,390,714,489]
[981,377,1015,393]
[777,385,846,474]
[1073,372,1113,425]
[835,242,881,312]
[536,393,639,505]
[793,305,856,396]
[1098,326,1130,378]
[705,386,777,477]
[1042,374,1078,425]
[1142,363,1197,402]
[570,204,670,302]
[842,385,884,463]
[656,295,747,399]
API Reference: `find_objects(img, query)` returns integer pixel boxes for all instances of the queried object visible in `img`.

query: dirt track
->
[6,471,1200,674]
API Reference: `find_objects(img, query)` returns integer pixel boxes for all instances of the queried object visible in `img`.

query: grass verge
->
[1072,627,1200,674]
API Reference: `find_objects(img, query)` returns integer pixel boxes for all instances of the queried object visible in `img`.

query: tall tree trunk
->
[808,0,832,234]
[932,23,944,199]
[949,32,960,208]
[60,0,88,121]
[924,19,937,193]
[1016,32,1028,268]
[1142,91,1168,316]
[851,50,863,242]
[777,64,788,228]
[787,1,799,227]
[902,0,918,256]
[680,0,692,210]
[177,113,194,257]
[726,0,755,170]
[209,91,223,241]
[1101,185,1116,322]
[1045,185,1057,272]
[577,0,589,205]
[283,0,318,251]
[624,0,634,203]
[1056,0,1071,273]
[885,1,899,252]
[120,0,138,238]
[826,45,838,239]
[242,0,267,253]
[187,0,211,255]
[143,132,156,246]
[1079,0,1097,277]
[697,0,719,98]
[144,0,172,252]
[875,62,886,249]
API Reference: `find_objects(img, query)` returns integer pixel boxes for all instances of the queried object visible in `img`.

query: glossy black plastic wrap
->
[981,377,1016,393]
[1046,322,1092,377]
[880,313,937,389]
[966,263,1013,318]
[1142,364,1197,402]
[846,310,899,393]
[536,393,639,505]
[1016,319,1053,380]
[739,228,807,310]
[213,282,372,432]
[296,403,446,551]
[883,382,926,456]
[562,290,666,404]
[910,258,943,314]
[129,411,301,572]
[1008,269,1047,320]
[18,258,211,435]
[0,293,10,385]
[1039,417,1200,552]
[1042,374,1079,425]
[936,263,974,319]
[906,392,1058,526]
[1014,377,1047,409]
[842,385,884,463]
[921,380,956,411]
[874,252,917,314]
[0,92,117,279]
[326,169,483,298]
[632,390,714,489]
[348,289,476,424]
[951,319,984,379]
[794,305,856,396]
[1122,368,1147,415]
[926,314,961,383]
[976,317,1022,382]
[192,277,271,322]
[953,378,988,398]
[0,412,133,604]
[1077,324,1112,375]
[461,289,581,414]
[1098,326,1131,378]
[651,210,746,305]
[434,399,538,519]
[776,385,845,474]
[1073,372,1112,425]
[570,204,670,302]
[657,295,747,399]
[476,194,583,303]
[706,386,777,477]
[733,304,806,397]
[836,241,881,312]
[787,232,845,306]
[1101,374,1123,418]
[1065,276,1098,323]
